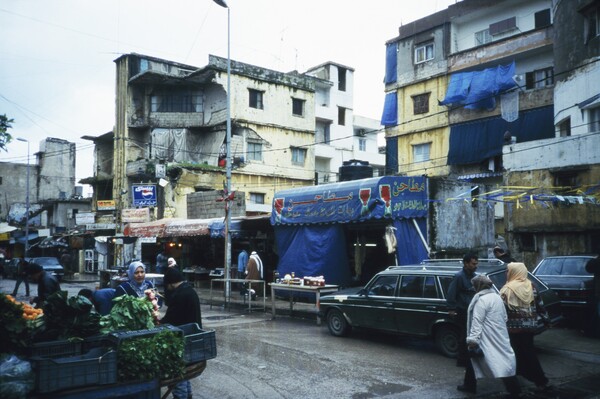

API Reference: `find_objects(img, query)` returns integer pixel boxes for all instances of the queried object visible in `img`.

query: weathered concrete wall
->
[397,76,449,134]
[396,126,451,177]
[187,190,246,219]
[428,178,496,257]
[38,138,76,201]
[0,162,39,221]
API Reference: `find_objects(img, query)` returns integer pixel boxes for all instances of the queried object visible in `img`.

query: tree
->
[0,114,14,151]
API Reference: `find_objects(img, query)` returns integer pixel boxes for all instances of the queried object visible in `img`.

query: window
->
[412,93,430,115]
[558,117,571,137]
[520,233,537,252]
[150,88,202,112]
[475,29,492,46]
[368,275,398,296]
[585,6,600,42]
[338,106,346,125]
[338,66,347,91]
[358,138,366,151]
[535,9,551,28]
[399,276,423,297]
[415,42,434,63]
[249,192,265,204]
[590,107,600,133]
[249,89,264,109]
[291,147,306,165]
[552,170,580,188]
[247,142,262,161]
[292,98,305,116]
[413,143,431,163]
[525,67,554,89]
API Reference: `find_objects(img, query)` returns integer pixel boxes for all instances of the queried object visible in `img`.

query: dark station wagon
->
[320,259,562,358]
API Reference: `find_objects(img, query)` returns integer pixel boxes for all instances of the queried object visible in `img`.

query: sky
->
[0,0,458,193]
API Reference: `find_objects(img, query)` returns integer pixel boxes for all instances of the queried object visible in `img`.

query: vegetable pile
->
[100,294,156,333]
[116,330,184,382]
[0,294,43,355]
[40,291,102,341]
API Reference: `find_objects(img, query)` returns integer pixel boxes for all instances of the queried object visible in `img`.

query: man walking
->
[11,258,30,298]
[28,263,61,309]
[447,253,479,393]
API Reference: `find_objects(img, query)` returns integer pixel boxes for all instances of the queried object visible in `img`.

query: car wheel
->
[327,309,350,337]
[434,325,459,358]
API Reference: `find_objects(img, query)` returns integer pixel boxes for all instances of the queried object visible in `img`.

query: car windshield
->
[32,257,61,266]
[536,257,591,276]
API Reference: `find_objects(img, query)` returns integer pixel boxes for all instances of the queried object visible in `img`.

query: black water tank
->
[339,159,373,182]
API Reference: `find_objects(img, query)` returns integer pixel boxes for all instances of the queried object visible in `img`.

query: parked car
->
[4,258,22,279]
[5,256,65,281]
[532,255,596,323]
[320,259,562,358]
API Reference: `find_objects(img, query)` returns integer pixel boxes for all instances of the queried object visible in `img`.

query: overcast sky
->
[0,0,458,191]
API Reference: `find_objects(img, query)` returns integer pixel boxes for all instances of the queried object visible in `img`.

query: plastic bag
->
[0,354,34,399]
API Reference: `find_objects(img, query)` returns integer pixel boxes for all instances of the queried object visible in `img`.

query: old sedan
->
[320,259,561,358]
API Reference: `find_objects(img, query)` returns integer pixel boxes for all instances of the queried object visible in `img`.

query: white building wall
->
[554,60,600,135]
[451,0,552,53]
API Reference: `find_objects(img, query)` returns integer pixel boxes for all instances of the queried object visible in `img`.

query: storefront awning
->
[164,218,218,237]
[123,218,180,238]
[271,176,428,226]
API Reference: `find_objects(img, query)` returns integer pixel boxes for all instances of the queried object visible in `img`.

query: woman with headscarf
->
[465,275,520,398]
[500,262,550,393]
[115,261,155,298]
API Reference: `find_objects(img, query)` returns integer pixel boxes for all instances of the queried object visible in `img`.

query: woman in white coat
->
[467,275,521,398]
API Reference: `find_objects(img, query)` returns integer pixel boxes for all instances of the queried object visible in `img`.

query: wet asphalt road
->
[2,278,600,398]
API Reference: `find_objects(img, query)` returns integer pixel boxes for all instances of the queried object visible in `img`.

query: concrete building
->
[382,0,560,257]
[82,53,319,227]
[305,62,384,184]
[0,137,91,256]
[502,0,600,265]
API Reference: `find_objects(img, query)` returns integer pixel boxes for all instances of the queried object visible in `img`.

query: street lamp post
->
[213,0,232,301]
[16,138,30,258]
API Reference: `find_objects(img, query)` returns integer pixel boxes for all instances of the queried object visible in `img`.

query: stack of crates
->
[30,338,117,393]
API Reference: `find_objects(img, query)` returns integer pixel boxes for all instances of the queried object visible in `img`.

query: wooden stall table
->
[209,278,266,312]
[269,283,339,325]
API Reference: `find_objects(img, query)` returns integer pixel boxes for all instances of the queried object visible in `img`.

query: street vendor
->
[115,261,155,298]
[27,262,61,308]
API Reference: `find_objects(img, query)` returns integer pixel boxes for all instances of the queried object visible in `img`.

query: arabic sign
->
[132,184,157,207]
[76,212,96,225]
[97,200,116,211]
[271,176,428,225]
[122,208,150,223]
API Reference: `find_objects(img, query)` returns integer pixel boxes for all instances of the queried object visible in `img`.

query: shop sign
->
[122,208,150,223]
[86,223,117,230]
[132,184,157,207]
[76,212,96,225]
[97,200,116,211]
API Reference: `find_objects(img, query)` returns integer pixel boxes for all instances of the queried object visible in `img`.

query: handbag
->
[467,345,484,358]
[506,290,549,333]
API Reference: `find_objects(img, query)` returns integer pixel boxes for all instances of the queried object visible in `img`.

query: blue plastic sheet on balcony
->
[384,42,398,84]
[440,61,516,110]
[381,92,398,126]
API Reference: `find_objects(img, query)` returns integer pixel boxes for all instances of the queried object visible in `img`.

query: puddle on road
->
[352,382,411,398]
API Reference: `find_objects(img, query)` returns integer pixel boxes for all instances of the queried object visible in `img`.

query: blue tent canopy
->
[270,177,429,286]
[271,176,427,226]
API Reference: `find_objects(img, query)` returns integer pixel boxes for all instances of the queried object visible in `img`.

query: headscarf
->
[471,274,493,293]
[499,262,534,309]
[127,261,151,297]
[249,251,263,279]
[167,257,176,267]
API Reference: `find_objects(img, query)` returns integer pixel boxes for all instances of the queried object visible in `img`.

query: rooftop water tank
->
[339,159,373,182]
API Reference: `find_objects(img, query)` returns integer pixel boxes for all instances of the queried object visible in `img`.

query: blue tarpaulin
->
[271,177,429,285]
[447,105,554,165]
[381,92,398,126]
[440,62,516,110]
[384,42,398,84]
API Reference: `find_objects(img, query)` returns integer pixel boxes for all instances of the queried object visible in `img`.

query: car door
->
[351,274,399,332]
[394,275,444,336]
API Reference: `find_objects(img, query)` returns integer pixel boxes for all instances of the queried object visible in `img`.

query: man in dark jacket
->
[447,253,479,394]
[28,263,61,309]
[11,258,30,297]
[161,268,202,399]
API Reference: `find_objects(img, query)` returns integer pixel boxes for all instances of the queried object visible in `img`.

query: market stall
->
[0,291,217,399]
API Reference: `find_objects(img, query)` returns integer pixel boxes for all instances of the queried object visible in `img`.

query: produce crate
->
[107,324,183,346]
[178,323,217,364]
[33,347,117,393]
[82,334,116,352]
[30,339,83,358]
[52,379,160,399]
